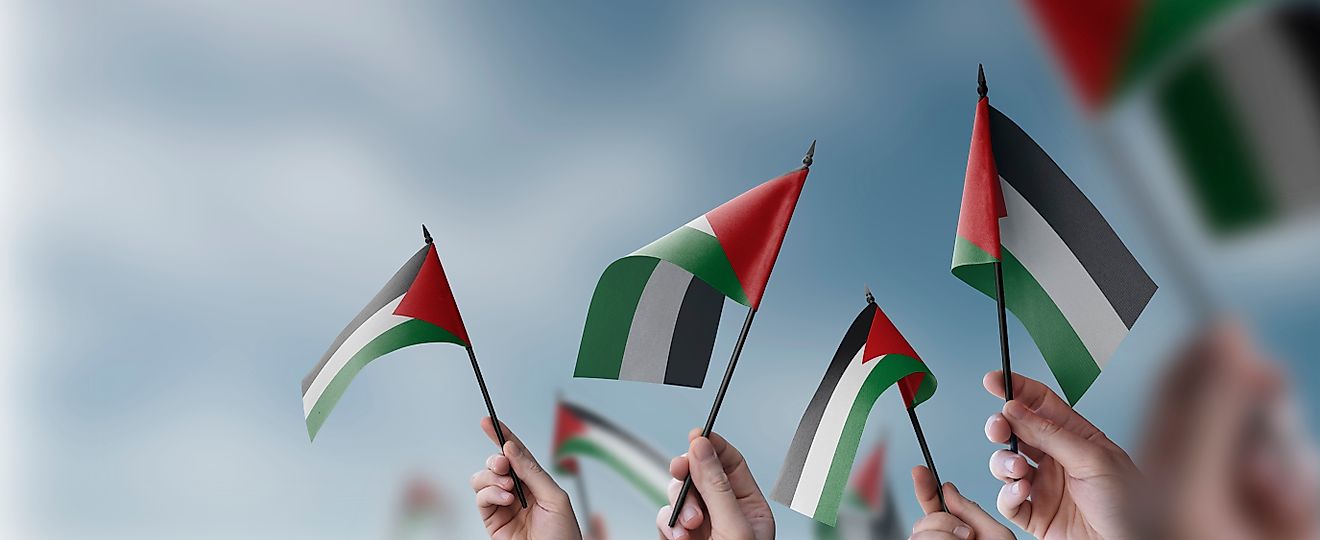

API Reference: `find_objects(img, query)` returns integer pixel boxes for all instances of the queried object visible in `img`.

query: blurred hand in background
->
[908,466,1014,540]
[657,430,774,540]
[1136,319,1320,540]
[983,371,1139,539]
[472,418,583,540]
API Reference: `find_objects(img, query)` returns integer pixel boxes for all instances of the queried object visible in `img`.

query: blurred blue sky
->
[7,1,1318,539]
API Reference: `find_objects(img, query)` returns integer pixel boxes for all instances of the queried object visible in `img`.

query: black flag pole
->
[424,225,528,508]
[866,286,946,513]
[666,141,814,528]
[979,66,1019,454]
[574,469,595,538]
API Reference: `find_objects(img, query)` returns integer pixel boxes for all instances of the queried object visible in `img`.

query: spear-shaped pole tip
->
[977,64,988,98]
[864,285,875,304]
[421,224,433,245]
[802,140,816,168]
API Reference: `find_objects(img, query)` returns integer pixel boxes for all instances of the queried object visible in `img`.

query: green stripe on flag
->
[557,437,667,506]
[1158,56,1275,234]
[306,319,466,439]
[952,238,1101,405]
[814,354,933,525]
[632,226,748,305]
[576,257,661,380]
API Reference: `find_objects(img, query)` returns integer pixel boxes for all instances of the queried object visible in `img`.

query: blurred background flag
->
[814,441,906,540]
[388,476,450,540]
[951,97,1158,405]
[301,227,471,440]
[1023,0,1320,239]
[573,163,808,388]
[771,296,937,526]
[551,397,671,507]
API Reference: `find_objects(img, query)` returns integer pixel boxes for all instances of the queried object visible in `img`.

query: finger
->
[502,439,569,506]
[911,466,944,515]
[476,485,515,509]
[665,478,704,530]
[688,429,762,500]
[480,417,525,449]
[485,454,511,476]
[911,512,974,539]
[943,483,1009,537]
[984,371,1102,438]
[688,437,750,536]
[654,506,690,540]
[984,414,1046,462]
[669,453,689,480]
[996,478,1033,529]
[1001,400,1110,475]
[470,469,514,492]
[910,532,967,540]
[988,449,1034,483]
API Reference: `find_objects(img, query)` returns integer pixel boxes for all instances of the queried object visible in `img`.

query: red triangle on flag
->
[851,443,887,511]
[863,305,926,406]
[957,97,1006,260]
[394,245,471,346]
[704,168,808,309]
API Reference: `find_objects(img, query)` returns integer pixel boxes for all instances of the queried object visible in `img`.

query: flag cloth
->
[574,168,808,388]
[1025,1,1320,237]
[552,399,671,506]
[951,101,1157,405]
[813,443,906,540]
[301,243,470,440]
[771,301,936,526]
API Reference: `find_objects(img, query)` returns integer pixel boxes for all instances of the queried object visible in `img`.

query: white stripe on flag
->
[685,215,717,237]
[303,296,409,415]
[999,180,1128,368]
[789,349,875,517]
[583,425,670,497]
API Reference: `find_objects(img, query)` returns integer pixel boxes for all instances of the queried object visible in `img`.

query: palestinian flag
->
[301,238,470,440]
[1024,1,1320,237]
[952,97,1157,405]
[552,399,671,506]
[771,300,936,526]
[574,164,808,388]
[814,443,905,540]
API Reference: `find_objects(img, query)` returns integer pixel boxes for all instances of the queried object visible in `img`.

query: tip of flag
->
[802,140,816,168]
[977,64,987,98]
[421,224,433,245]
[864,285,875,304]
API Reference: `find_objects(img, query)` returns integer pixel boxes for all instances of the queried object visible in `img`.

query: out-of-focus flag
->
[771,301,936,526]
[952,97,1158,405]
[551,398,671,506]
[301,238,471,440]
[1024,0,1320,238]
[389,476,449,540]
[573,167,807,387]
[813,442,906,540]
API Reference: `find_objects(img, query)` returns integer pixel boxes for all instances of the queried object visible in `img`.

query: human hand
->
[983,371,1139,540]
[908,465,1015,540]
[656,430,774,540]
[473,417,583,540]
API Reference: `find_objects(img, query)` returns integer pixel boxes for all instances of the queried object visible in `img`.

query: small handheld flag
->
[771,289,940,526]
[813,440,906,540]
[951,66,1157,407]
[302,225,526,506]
[552,396,671,507]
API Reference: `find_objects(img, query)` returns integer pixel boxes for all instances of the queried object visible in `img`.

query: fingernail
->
[696,439,719,463]
[1000,453,1020,474]
[672,527,688,540]
[1003,400,1025,419]
[1011,481,1022,495]
[506,441,522,457]
[985,415,999,432]
[680,505,697,523]
[501,491,513,503]
[954,525,972,539]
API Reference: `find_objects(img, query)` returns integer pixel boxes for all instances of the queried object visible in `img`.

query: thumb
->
[688,437,751,535]
[1002,400,1109,475]
[503,439,570,509]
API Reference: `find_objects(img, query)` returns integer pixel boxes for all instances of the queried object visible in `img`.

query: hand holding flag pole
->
[666,141,815,528]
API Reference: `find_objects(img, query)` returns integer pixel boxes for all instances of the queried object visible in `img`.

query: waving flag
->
[952,99,1157,405]
[574,167,807,387]
[771,301,936,526]
[552,399,670,506]
[814,442,905,540]
[301,239,471,440]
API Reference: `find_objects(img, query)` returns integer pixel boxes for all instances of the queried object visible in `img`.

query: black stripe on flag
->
[771,303,876,502]
[989,106,1157,328]
[662,277,725,387]
[300,245,429,395]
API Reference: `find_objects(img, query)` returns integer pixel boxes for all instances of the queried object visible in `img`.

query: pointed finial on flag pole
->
[421,224,433,245]
[864,285,875,304]
[802,140,816,168]
[978,64,988,98]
